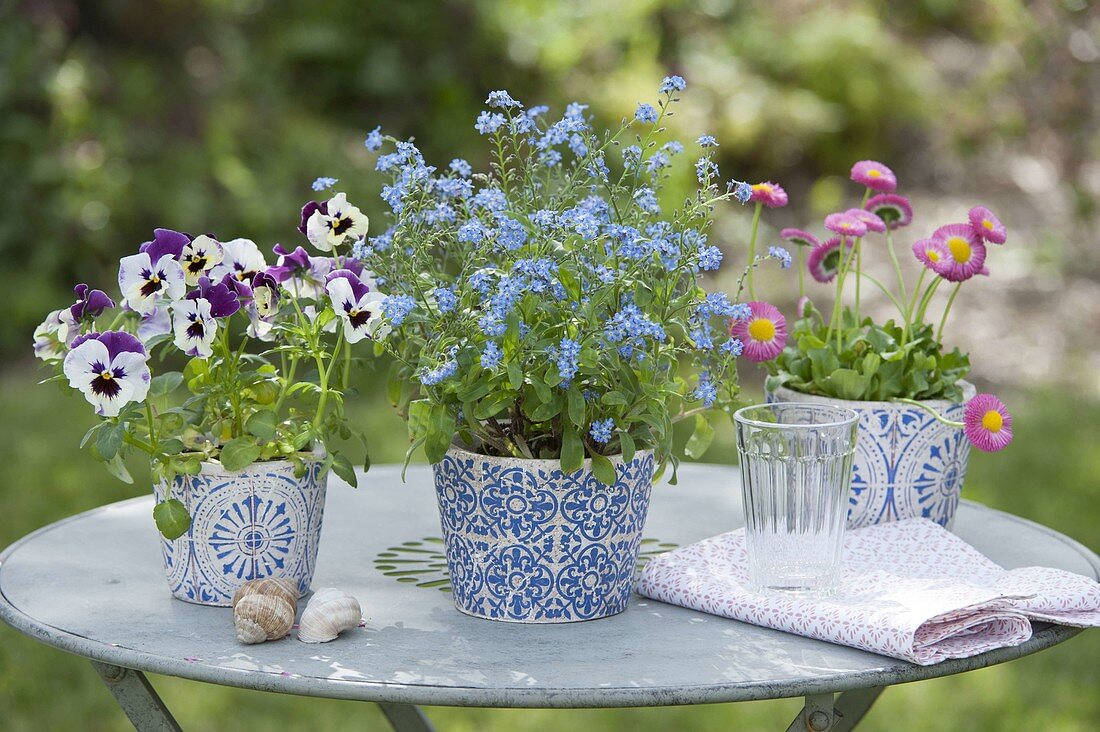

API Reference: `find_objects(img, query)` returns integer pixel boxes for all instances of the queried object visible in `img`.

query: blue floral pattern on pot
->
[432,447,654,623]
[152,458,327,606]
[769,382,975,529]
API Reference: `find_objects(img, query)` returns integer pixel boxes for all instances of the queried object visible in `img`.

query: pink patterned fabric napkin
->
[637,519,1100,665]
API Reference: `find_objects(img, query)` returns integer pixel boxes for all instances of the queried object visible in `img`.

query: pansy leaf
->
[219,437,261,471]
[149,372,184,397]
[96,423,125,461]
[103,453,133,484]
[330,453,358,487]
[153,499,191,540]
[245,410,278,441]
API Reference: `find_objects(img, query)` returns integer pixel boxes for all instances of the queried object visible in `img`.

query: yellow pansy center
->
[100,370,113,380]
[748,317,776,342]
[982,219,994,231]
[150,275,160,284]
[867,169,882,178]
[946,236,972,263]
[981,410,1003,433]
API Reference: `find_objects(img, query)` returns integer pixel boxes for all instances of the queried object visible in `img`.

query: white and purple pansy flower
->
[246,271,280,341]
[171,298,217,358]
[69,284,115,322]
[62,331,151,417]
[210,238,267,285]
[298,200,327,236]
[188,276,242,318]
[180,234,224,286]
[33,308,78,362]
[324,269,388,343]
[119,230,188,315]
[306,193,368,253]
[268,244,331,299]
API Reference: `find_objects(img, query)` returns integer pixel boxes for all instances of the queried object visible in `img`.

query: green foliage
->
[768,301,970,401]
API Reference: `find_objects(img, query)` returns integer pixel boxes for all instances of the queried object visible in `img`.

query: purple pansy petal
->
[141,228,190,262]
[70,283,115,321]
[325,269,370,301]
[298,201,328,236]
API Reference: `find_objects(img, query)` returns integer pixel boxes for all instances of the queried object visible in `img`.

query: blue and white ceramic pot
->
[432,447,655,623]
[152,457,327,606]
[768,381,976,530]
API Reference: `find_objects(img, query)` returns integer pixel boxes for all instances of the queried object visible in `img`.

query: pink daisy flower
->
[930,223,986,282]
[807,236,851,283]
[865,194,913,230]
[968,206,1006,245]
[964,393,1013,452]
[750,182,788,208]
[850,160,897,193]
[729,301,787,363]
[780,228,820,248]
[823,212,868,238]
[911,238,950,270]
[844,208,886,234]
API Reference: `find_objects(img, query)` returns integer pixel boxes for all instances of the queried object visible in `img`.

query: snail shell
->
[297,588,362,644]
[234,585,297,642]
[232,577,299,610]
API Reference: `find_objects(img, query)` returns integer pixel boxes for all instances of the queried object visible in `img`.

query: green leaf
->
[219,437,261,471]
[456,379,492,403]
[619,431,636,463]
[245,410,278,441]
[590,452,616,486]
[80,421,108,450]
[153,499,191,540]
[472,391,513,421]
[103,453,133,484]
[330,453,358,487]
[158,438,184,456]
[507,362,523,391]
[561,427,583,473]
[566,387,585,428]
[826,369,866,401]
[149,371,184,397]
[423,404,457,464]
[684,413,716,459]
[407,399,432,442]
[601,391,629,406]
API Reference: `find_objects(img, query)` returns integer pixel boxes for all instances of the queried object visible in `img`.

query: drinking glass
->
[734,402,859,595]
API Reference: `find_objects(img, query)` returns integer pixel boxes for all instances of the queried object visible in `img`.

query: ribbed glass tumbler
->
[734,403,859,595]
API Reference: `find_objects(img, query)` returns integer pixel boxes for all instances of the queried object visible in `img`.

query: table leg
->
[377,702,435,732]
[91,661,182,732]
[786,686,885,732]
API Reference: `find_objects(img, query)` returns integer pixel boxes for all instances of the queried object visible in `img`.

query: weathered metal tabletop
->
[2,464,1097,732]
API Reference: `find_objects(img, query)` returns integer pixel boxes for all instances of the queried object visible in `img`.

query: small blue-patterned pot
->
[432,447,655,623]
[768,382,976,529]
[152,457,327,606]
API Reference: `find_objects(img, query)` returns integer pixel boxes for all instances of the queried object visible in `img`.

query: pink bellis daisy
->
[780,228,820,248]
[824,212,868,238]
[865,194,913,230]
[968,206,1006,245]
[964,393,1013,452]
[912,238,950,269]
[850,160,897,193]
[845,208,886,234]
[729,301,787,362]
[807,236,852,283]
[931,223,986,282]
[750,182,788,208]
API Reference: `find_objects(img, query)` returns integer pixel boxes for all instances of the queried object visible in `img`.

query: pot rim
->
[770,379,976,409]
[192,447,326,478]
[442,444,653,468]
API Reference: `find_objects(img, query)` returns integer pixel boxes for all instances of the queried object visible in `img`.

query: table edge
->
[0,474,1097,708]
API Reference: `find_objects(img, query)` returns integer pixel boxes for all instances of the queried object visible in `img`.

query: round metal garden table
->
[2,464,1097,732]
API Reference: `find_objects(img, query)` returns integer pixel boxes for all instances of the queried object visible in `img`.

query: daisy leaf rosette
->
[34,223,382,537]
[346,79,791,481]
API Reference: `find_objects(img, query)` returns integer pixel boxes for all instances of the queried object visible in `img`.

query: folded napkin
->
[636,519,1100,665]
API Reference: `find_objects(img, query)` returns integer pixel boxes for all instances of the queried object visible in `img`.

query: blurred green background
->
[2,0,1098,729]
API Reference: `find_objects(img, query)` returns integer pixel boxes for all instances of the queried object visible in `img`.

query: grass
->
[1,361,1098,731]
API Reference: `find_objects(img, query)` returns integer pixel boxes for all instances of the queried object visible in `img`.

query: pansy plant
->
[767,161,1014,452]
[34,219,383,538]
[336,77,789,484]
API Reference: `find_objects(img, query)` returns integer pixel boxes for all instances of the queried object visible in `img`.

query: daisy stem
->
[746,202,763,300]
[888,398,963,429]
[936,283,962,345]
[914,277,943,328]
[885,228,907,309]
[854,238,862,326]
[901,269,927,346]
[854,271,905,315]
[797,246,805,299]
[826,237,857,351]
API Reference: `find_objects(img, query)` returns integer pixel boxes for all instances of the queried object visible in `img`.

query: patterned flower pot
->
[432,447,655,623]
[152,457,327,606]
[768,381,976,529]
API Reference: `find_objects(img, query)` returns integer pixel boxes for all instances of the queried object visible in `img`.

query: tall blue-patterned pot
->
[768,381,975,529]
[432,447,655,623]
[152,457,327,606]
